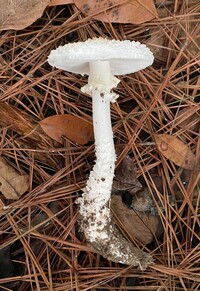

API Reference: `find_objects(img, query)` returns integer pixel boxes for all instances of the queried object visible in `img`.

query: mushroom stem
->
[78,61,118,241]
[88,60,120,92]
[87,88,116,202]
[81,60,118,205]
[78,88,116,241]
[77,61,153,270]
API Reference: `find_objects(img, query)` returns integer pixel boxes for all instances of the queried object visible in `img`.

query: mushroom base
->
[77,195,153,270]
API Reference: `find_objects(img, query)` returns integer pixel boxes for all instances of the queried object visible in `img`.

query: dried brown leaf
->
[0,103,40,142]
[40,114,94,145]
[0,158,29,200]
[112,154,142,194]
[0,0,50,31]
[74,0,157,24]
[0,103,60,167]
[111,195,162,245]
[154,134,199,170]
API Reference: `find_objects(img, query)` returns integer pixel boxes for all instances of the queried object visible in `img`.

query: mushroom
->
[48,38,154,270]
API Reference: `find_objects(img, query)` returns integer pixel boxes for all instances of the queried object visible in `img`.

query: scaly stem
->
[78,88,116,242]
[77,61,153,269]
[79,61,118,242]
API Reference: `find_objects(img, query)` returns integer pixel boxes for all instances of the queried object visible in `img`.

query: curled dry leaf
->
[112,153,142,195]
[40,114,94,145]
[0,157,29,200]
[74,0,157,24]
[111,195,162,245]
[0,0,50,31]
[154,134,199,171]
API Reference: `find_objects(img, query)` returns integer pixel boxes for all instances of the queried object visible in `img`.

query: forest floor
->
[0,1,199,290]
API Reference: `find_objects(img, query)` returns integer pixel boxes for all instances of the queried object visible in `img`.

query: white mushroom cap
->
[48,38,154,76]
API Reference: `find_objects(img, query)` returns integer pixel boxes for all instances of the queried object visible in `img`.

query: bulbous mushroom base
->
[77,195,153,270]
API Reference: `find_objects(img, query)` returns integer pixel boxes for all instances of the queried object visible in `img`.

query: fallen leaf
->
[0,103,60,167]
[40,114,94,145]
[74,0,157,24]
[154,134,199,170]
[112,153,142,195]
[111,195,162,245]
[0,157,29,200]
[0,0,50,31]
[0,103,42,142]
